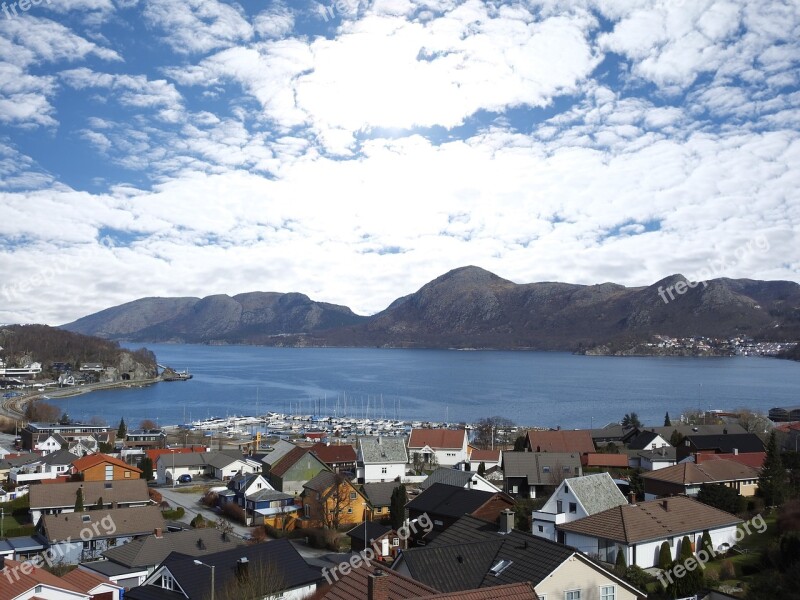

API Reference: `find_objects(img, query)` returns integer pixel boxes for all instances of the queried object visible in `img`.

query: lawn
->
[703,511,777,589]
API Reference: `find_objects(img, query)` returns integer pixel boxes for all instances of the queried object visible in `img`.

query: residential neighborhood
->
[0,414,794,599]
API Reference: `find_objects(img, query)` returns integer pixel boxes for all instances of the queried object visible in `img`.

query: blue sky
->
[0,0,798,325]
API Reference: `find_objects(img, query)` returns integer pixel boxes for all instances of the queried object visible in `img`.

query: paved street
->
[156,484,253,538]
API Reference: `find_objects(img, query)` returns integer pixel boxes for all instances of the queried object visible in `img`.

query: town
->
[1,404,797,600]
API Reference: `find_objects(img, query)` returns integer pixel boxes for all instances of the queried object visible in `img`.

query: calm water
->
[55,344,800,430]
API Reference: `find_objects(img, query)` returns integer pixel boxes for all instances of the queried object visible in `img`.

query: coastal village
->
[1,391,798,600]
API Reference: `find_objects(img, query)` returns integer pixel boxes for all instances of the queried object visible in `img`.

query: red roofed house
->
[309,442,358,474]
[71,453,142,482]
[1,557,122,600]
[466,448,502,472]
[408,429,469,468]
[526,430,595,454]
[145,446,207,467]
[581,453,630,470]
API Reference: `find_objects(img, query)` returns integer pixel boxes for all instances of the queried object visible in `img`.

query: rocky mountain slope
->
[61,267,800,350]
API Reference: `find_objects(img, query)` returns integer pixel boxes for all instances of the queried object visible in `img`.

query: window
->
[490,559,513,576]
[569,502,577,514]
[82,515,91,523]
[511,485,518,494]
[350,492,357,500]
[600,586,615,600]
[347,507,353,514]
[105,465,113,481]
[125,470,131,478]
[381,467,387,474]
[556,500,563,513]
[543,466,551,474]
[565,590,581,600]
[563,466,570,473]
[538,525,544,532]
[160,574,175,590]
[35,586,42,594]
[392,538,400,546]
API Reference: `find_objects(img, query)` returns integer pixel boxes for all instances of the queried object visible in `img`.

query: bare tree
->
[473,416,515,449]
[139,419,158,430]
[210,560,286,600]
[735,409,772,434]
[320,473,358,530]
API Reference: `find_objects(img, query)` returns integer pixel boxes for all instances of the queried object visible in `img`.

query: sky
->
[0,0,798,325]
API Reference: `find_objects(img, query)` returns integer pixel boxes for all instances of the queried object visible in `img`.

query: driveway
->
[157,484,253,539]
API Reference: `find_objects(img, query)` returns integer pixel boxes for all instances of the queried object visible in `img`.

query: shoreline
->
[0,378,162,420]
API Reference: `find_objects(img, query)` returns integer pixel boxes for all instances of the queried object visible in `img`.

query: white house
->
[463,448,502,471]
[155,451,259,485]
[0,557,122,600]
[9,449,78,484]
[419,467,502,493]
[627,430,672,452]
[628,447,677,471]
[532,472,629,541]
[557,496,743,568]
[357,437,408,483]
[408,429,469,468]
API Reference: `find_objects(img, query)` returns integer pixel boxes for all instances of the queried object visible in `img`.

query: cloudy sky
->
[0,0,798,325]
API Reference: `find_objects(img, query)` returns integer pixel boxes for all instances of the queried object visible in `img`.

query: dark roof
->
[30,479,149,509]
[362,482,404,507]
[400,515,574,592]
[627,431,664,450]
[270,446,311,478]
[303,470,350,494]
[39,449,80,466]
[685,433,765,454]
[346,521,393,543]
[41,506,165,542]
[81,560,148,577]
[501,452,582,484]
[310,443,357,465]
[133,539,321,600]
[420,468,476,490]
[406,484,506,518]
[102,527,245,568]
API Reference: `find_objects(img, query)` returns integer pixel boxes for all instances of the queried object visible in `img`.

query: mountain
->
[61,267,800,350]
[63,292,368,344]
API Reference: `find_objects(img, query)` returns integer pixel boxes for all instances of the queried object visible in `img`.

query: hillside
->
[0,325,157,380]
[61,267,800,351]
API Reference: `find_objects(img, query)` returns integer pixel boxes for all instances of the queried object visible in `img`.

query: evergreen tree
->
[477,462,486,476]
[75,487,84,512]
[513,435,527,451]
[614,548,627,576]
[668,535,704,597]
[664,412,672,427]
[389,484,407,531]
[96,496,103,510]
[621,412,642,428]
[669,429,685,447]
[700,530,713,557]
[140,457,154,481]
[117,417,127,439]
[658,541,672,570]
[759,430,788,506]
[697,483,745,514]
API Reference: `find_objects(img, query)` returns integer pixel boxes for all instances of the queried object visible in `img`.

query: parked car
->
[178,474,193,483]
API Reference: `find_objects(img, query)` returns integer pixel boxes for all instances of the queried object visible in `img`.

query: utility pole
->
[193,560,215,600]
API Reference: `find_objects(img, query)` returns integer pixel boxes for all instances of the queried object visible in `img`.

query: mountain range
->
[62,266,800,351]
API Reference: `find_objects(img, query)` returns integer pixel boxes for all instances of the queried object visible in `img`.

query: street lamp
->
[170,449,176,488]
[1,507,4,538]
[194,559,215,600]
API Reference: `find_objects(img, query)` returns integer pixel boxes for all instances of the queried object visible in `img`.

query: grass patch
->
[172,484,212,494]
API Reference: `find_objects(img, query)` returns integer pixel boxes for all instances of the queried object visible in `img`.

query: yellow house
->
[302,470,368,529]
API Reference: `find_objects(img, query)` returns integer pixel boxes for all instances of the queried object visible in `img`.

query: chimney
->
[368,569,390,600]
[628,492,636,505]
[733,448,739,455]
[499,509,514,534]
[154,528,163,538]
[236,557,249,581]
[661,499,669,511]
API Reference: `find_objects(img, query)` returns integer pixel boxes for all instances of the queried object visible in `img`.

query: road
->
[156,484,254,538]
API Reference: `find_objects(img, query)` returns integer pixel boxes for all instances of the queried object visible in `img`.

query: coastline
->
[0,378,162,420]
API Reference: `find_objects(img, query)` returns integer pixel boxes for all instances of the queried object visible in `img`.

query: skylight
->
[490,559,513,576]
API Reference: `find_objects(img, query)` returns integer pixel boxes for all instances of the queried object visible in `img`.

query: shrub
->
[303,529,328,549]
[160,500,171,510]
[658,541,672,570]
[719,559,736,580]
[221,502,246,525]
[623,565,654,590]
[191,514,207,528]
[201,491,219,508]
[162,507,185,520]
[265,524,283,539]
[149,488,163,504]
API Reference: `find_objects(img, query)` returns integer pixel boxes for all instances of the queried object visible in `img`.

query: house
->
[393,513,644,599]
[260,439,300,470]
[94,526,245,586]
[124,429,167,450]
[310,442,358,474]
[0,536,47,561]
[358,436,408,483]
[80,363,104,372]
[408,429,469,468]
[20,422,114,452]
[268,446,328,496]
[0,485,28,502]
[0,453,38,482]
[405,483,514,543]
[627,446,677,471]
[155,450,259,485]
[419,467,502,493]
[1,557,122,600]
[9,449,78,484]
[640,459,761,499]
[362,481,405,520]
[29,479,150,524]
[627,430,671,451]
[302,470,368,528]
[525,430,595,454]
[677,432,766,467]
[125,538,322,600]
[590,424,640,445]
[222,472,298,526]
[557,496,743,568]
[39,505,165,564]
[71,453,142,482]
[580,453,630,470]
[464,448,502,472]
[532,473,629,542]
[346,521,402,561]
[144,446,207,470]
[501,452,582,498]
